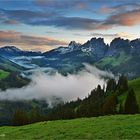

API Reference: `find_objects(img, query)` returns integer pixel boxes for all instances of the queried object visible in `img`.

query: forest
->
[12,75,139,126]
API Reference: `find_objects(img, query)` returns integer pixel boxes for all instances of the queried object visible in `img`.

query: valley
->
[0,0,140,139]
[0,37,139,126]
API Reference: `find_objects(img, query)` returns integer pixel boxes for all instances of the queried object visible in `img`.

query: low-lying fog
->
[0,64,114,105]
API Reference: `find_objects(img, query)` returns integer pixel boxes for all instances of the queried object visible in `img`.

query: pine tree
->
[106,79,116,92]
[119,103,123,114]
[124,89,139,114]
[13,109,29,126]
[30,107,41,123]
[117,75,128,94]
[102,93,118,115]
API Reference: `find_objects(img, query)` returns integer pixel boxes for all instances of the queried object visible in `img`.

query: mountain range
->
[0,37,140,126]
[0,37,140,78]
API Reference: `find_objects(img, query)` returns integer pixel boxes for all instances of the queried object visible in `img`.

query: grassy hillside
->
[95,51,140,78]
[0,70,9,79]
[119,77,140,107]
[129,77,140,105]
[0,56,25,72]
[0,115,139,139]
[95,51,131,68]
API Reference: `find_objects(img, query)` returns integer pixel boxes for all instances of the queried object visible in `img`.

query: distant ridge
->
[0,37,140,78]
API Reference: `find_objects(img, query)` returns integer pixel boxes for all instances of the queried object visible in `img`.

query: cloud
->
[74,2,88,10]
[1,9,54,19]
[90,32,135,39]
[116,32,135,39]
[0,2,106,31]
[99,3,140,15]
[89,32,135,44]
[29,17,104,30]
[33,0,138,12]
[0,30,20,42]
[0,9,58,26]
[46,31,59,34]
[24,9,140,31]
[1,2,140,31]
[105,9,140,26]
[20,35,66,46]
[90,33,118,37]
[0,30,67,51]
[2,19,18,25]
[0,64,114,106]
[33,0,90,11]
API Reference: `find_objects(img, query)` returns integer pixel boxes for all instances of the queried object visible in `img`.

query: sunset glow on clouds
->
[0,0,140,51]
[0,30,67,51]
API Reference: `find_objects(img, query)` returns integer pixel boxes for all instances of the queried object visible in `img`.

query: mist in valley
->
[0,64,114,106]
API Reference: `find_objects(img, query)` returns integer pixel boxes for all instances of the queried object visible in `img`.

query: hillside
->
[0,70,9,79]
[0,56,25,72]
[0,76,139,126]
[119,77,140,107]
[0,115,139,139]
[129,77,140,106]
[42,37,140,78]
[0,37,140,78]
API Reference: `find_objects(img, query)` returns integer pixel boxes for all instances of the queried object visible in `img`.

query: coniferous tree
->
[124,89,139,114]
[106,79,116,92]
[13,109,29,126]
[102,93,118,115]
[119,103,123,114]
[30,107,41,123]
[117,75,128,94]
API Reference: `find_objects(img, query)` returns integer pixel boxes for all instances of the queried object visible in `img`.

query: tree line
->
[12,75,139,126]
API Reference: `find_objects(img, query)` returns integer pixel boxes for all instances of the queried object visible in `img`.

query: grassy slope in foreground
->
[0,115,139,139]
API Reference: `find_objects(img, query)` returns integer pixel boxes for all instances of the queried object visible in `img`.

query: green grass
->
[119,77,140,108]
[0,115,139,140]
[0,63,23,72]
[95,51,131,68]
[129,77,140,106]
[0,56,24,72]
[0,70,9,79]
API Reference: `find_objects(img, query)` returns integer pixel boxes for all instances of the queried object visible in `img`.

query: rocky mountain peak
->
[68,41,81,47]
[130,38,140,54]
[90,37,104,43]
[110,37,130,48]
[0,46,21,52]
[68,41,81,51]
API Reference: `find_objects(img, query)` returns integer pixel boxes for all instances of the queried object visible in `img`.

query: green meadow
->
[0,114,139,140]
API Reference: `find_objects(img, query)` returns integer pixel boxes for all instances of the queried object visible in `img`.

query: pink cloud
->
[112,10,140,26]
[0,30,67,51]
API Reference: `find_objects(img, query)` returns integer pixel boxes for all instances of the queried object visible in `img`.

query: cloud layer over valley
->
[0,64,114,106]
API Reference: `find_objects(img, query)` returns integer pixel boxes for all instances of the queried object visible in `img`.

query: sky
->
[0,0,140,52]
